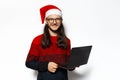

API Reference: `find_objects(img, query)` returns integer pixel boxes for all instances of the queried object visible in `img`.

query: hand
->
[48,62,58,73]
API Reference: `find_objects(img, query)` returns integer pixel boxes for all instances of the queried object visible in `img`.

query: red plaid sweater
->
[25,34,71,71]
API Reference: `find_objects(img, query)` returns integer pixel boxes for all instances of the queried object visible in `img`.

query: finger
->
[52,65,58,69]
[52,68,56,73]
[52,63,58,68]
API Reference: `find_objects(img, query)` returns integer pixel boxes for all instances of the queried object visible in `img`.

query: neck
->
[49,29,57,36]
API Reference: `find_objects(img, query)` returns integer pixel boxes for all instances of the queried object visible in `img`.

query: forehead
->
[46,14,61,18]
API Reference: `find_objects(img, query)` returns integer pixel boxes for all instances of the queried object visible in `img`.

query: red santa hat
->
[40,5,62,24]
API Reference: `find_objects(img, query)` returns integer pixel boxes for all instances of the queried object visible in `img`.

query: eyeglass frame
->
[46,18,62,23]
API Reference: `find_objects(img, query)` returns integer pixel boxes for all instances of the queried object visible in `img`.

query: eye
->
[46,18,62,22]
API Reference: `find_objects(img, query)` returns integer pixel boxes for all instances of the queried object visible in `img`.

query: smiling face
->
[45,14,62,32]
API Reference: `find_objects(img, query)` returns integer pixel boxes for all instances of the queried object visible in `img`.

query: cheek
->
[46,22,51,26]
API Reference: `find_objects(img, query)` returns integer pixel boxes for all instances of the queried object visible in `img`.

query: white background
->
[0,0,120,80]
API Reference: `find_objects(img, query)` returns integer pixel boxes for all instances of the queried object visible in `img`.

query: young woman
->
[25,5,74,80]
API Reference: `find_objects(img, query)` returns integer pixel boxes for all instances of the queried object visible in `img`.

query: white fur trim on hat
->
[45,9,62,18]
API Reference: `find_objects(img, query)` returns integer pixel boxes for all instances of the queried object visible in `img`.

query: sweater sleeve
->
[25,37,48,72]
[66,39,75,71]
[66,39,71,62]
[25,54,48,71]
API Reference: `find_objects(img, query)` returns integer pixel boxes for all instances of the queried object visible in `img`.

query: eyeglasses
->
[46,18,62,23]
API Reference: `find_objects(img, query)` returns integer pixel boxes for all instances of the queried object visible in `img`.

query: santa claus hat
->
[40,5,62,24]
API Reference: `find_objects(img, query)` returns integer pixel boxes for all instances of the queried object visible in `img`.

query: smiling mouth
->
[51,25,58,28]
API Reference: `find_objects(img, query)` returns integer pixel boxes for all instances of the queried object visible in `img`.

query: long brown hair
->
[41,23,68,49]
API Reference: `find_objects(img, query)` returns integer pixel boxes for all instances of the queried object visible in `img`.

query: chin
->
[52,28,58,31]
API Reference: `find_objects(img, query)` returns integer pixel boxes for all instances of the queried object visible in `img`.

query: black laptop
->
[59,45,92,69]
